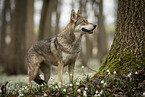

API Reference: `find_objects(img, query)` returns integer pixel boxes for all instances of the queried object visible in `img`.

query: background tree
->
[92,0,107,63]
[0,0,10,65]
[95,0,145,75]
[38,0,57,40]
[8,0,27,74]
[26,0,34,50]
[0,0,34,74]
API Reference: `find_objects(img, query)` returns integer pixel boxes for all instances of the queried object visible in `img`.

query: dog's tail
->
[1,81,8,96]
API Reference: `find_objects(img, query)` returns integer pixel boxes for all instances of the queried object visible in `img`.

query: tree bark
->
[96,0,145,75]
[7,0,28,74]
[38,0,49,40]
[26,0,34,50]
[55,0,61,34]
[79,0,93,66]
[0,0,10,64]
[97,0,107,63]
[38,0,56,40]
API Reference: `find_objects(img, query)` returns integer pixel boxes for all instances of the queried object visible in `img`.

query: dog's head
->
[70,9,96,34]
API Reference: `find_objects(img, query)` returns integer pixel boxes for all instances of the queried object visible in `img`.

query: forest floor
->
[0,59,100,84]
[0,59,144,96]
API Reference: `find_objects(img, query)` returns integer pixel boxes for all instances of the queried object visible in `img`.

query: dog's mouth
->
[81,25,96,34]
[81,28,94,34]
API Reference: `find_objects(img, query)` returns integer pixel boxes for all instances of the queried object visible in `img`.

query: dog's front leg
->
[68,64,75,83]
[58,61,63,88]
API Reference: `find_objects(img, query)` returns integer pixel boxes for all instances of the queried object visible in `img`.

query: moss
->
[94,46,145,77]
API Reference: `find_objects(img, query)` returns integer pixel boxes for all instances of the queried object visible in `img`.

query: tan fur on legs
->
[58,61,63,88]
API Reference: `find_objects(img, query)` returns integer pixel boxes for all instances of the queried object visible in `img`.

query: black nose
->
[93,25,96,28]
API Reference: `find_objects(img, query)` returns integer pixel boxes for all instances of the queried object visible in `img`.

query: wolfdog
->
[27,9,96,87]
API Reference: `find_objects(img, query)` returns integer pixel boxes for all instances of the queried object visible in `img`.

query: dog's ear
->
[71,9,77,22]
[77,10,81,17]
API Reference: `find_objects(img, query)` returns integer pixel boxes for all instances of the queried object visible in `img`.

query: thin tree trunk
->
[7,0,27,74]
[38,0,49,40]
[26,0,34,50]
[0,0,10,64]
[38,0,56,40]
[55,0,61,34]
[79,0,92,66]
[97,0,107,63]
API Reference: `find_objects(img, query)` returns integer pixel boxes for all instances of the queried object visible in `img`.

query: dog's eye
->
[83,20,86,22]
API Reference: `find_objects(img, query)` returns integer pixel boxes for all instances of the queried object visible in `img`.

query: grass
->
[0,60,145,96]
[0,59,100,84]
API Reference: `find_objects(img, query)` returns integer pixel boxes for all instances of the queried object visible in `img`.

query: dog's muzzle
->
[81,25,96,34]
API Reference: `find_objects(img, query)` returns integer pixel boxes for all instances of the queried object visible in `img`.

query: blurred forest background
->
[0,0,117,75]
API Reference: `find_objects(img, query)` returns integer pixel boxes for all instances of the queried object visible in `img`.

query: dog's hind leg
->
[40,62,51,84]
[34,70,45,85]
[28,55,42,85]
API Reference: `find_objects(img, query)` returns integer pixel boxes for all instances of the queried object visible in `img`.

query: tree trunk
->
[96,0,145,75]
[0,0,10,64]
[7,0,27,74]
[38,0,49,40]
[79,0,92,66]
[38,0,55,40]
[55,0,61,34]
[26,0,34,50]
[97,0,107,63]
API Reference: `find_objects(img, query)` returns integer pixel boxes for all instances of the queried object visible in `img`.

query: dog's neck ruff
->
[57,23,83,54]
[55,36,79,54]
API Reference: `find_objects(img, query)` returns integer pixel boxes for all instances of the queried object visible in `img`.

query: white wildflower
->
[100,90,103,94]
[18,90,21,93]
[104,83,107,86]
[83,90,87,96]
[13,91,15,95]
[63,89,66,92]
[65,72,68,74]
[76,82,79,85]
[19,93,24,96]
[31,81,34,83]
[89,73,92,76]
[70,73,72,76]
[44,93,48,96]
[135,72,138,74]
[143,92,145,96]
[55,86,58,88]
[107,70,110,73]
[85,87,88,90]
[25,86,28,89]
[59,82,62,85]
[96,90,98,94]
[21,88,24,91]
[113,71,117,74]
[96,94,100,96]
[77,89,81,92]
[128,72,132,77]
[0,90,2,93]
[69,84,73,86]
[82,66,84,69]
[101,80,104,84]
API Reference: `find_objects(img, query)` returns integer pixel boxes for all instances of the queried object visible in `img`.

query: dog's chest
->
[62,52,77,64]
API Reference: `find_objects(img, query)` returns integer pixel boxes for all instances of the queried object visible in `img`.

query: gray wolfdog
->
[27,9,96,87]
